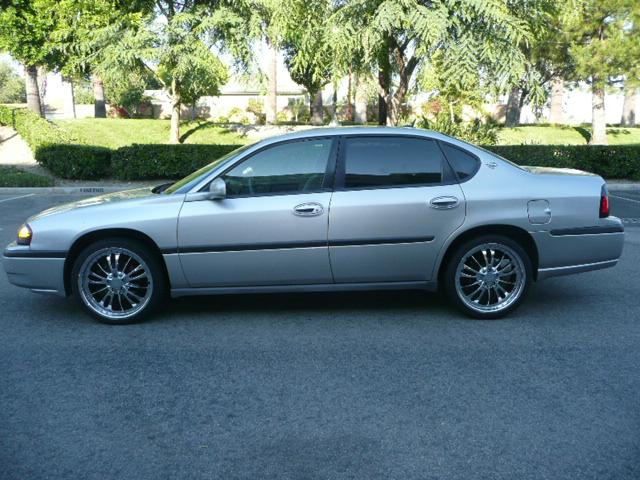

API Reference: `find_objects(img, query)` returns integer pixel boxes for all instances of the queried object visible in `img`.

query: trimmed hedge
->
[110,143,241,180]
[37,144,112,179]
[485,145,640,180]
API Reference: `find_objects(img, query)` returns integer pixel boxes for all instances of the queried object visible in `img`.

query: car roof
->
[257,126,452,145]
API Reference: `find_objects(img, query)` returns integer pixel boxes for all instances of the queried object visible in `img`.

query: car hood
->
[521,166,597,177]
[29,187,155,221]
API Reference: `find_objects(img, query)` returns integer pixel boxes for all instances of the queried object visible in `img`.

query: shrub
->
[36,144,112,179]
[418,112,499,145]
[111,143,242,180]
[485,145,640,180]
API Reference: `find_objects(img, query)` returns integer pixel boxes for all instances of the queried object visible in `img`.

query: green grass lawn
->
[54,118,250,148]
[497,125,640,145]
[0,166,54,187]
[54,118,640,147]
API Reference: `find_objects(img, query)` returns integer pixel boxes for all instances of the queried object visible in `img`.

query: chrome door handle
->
[293,202,324,217]
[430,196,459,209]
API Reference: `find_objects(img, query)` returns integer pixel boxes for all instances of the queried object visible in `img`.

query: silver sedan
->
[2,127,625,324]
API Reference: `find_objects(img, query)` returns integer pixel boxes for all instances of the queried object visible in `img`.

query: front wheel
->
[71,238,166,324]
[443,235,532,319]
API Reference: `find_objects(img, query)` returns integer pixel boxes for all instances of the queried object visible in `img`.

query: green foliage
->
[0,61,26,103]
[0,166,54,187]
[418,113,499,145]
[486,144,640,180]
[565,0,640,87]
[72,80,94,104]
[111,144,242,180]
[101,70,147,114]
[0,0,61,68]
[277,0,334,96]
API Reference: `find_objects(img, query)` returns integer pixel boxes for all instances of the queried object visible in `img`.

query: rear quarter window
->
[439,142,480,181]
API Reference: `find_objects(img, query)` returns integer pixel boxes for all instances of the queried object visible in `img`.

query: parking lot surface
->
[1,191,639,480]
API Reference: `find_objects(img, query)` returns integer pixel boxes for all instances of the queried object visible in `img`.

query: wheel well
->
[438,225,539,283]
[63,228,170,296]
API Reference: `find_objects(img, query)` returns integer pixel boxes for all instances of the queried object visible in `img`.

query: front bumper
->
[2,244,67,297]
[532,219,625,280]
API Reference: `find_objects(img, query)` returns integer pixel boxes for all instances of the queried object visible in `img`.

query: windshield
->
[164,143,255,194]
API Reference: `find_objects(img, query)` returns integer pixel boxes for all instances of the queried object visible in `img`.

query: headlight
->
[17,224,32,246]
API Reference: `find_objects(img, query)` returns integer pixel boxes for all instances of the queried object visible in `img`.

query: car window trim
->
[333,134,458,192]
[436,139,481,183]
[198,136,339,198]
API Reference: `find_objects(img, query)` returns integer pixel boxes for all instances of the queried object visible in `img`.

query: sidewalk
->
[0,125,36,166]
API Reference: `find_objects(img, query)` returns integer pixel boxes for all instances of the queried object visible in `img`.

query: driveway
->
[1,191,639,480]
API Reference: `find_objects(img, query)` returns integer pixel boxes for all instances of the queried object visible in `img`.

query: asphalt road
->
[1,192,639,480]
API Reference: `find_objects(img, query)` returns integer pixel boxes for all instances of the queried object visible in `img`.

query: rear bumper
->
[2,244,67,297]
[532,220,624,280]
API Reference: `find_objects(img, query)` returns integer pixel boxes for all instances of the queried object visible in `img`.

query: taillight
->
[599,185,610,218]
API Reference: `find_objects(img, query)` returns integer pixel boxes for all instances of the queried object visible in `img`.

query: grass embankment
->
[54,118,250,148]
[0,166,54,187]
[498,125,640,145]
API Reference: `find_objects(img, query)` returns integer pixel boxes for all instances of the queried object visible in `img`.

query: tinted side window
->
[343,137,444,188]
[440,143,479,181]
[222,138,332,196]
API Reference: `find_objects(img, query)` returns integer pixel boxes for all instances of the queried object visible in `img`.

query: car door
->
[328,135,465,283]
[177,137,336,288]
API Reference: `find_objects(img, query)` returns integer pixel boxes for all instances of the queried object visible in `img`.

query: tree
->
[503,0,568,127]
[565,0,640,144]
[0,60,26,103]
[277,0,334,125]
[331,0,531,126]
[85,1,237,142]
[0,0,62,116]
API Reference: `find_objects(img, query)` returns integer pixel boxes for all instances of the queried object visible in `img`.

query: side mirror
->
[208,177,227,200]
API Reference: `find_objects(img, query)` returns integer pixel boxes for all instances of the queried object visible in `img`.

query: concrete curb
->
[606,182,640,191]
[0,185,150,195]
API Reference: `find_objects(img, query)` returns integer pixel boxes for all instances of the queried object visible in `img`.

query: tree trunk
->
[549,77,564,124]
[621,84,637,126]
[310,90,323,126]
[329,83,339,126]
[265,39,278,125]
[505,88,521,127]
[25,65,42,117]
[92,74,107,118]
[377,38,391,126]
[590,80,608,145]
[37,66,47,116]
[388,95,400,126]
[346,70,354,122]
[169,78,181,144]
[354,75,367,124]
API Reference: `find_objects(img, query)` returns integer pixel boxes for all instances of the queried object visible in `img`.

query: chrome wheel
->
[77,247,153,321]
[454,242,526,314]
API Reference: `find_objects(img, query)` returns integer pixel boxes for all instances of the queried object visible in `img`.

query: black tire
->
[442,234,532,319]
[70,237,166,325]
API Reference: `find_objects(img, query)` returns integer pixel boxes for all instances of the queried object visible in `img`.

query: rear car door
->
[328,135,466,283]
[177,137,336,287]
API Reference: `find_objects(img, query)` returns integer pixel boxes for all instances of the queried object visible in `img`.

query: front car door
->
[328,135,466,283]
[177,137,336,287]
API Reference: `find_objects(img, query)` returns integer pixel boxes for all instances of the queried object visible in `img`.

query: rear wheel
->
[71,237,165,324]
[443,235,532,319]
